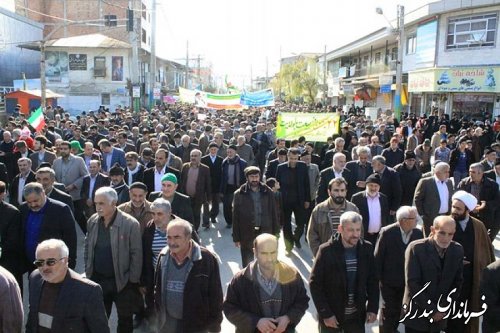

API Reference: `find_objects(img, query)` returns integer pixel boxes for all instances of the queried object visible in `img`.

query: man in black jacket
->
[20,183,77,272]
[317,152,353,203]
[224,234,309,333]
[374,206,423,333]
[275,148,310,253]
[201,143,223,225]
[310,211,378,333]
[481,259,500,333]
[36,167,74,212]
[351,174,390,245]
[372,155,402,220]
[9,157,36,208]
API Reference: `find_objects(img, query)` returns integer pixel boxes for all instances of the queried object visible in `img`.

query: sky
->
[156,0,434,88]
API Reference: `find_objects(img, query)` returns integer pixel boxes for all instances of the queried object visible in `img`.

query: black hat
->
[278,148,288,156]
[109,163,124,176]
[365,173,381,185]
[244,166,260,177]
[204,125,212,132]
[228,144,237,151]
[208,142,218,149]
[129,182,148,192]
[405,151,416,160]
[484,147,495,155]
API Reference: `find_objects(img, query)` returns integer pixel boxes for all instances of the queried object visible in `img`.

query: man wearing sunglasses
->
[26,239,109,332]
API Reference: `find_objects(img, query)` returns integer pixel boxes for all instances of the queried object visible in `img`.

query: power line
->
[16,4,75,23]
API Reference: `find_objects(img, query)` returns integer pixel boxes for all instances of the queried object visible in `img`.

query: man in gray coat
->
[84,187,143,333]
[52,140,89,233]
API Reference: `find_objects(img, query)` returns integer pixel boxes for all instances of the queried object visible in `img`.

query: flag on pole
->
[28,107,45,132]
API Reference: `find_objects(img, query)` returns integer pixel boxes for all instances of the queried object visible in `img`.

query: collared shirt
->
[256,264,279,296]
[431,238,447,259]
[458,217,469,232]
[399,226,413,245]
[366,192,382,233]
[18,173,28,205]
[154,166,166,192]
[89,174,97,199]
[434,176,449,214]
[104,150,113,172]
[333,168,343,179]
[209,154,217,164]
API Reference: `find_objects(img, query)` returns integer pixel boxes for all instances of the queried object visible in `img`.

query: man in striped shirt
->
[310,211,378,333]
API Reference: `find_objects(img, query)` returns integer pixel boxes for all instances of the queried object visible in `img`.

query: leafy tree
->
[270,58,319,103]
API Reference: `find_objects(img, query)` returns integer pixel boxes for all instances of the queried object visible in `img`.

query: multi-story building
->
[325,0,500,118]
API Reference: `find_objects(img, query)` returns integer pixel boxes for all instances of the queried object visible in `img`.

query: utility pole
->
[250,65,253,90]
[323,44,327,106]
[279,46,282,101]
[40,41,46,111]
[265,56,268,88]
[129,0,140,111]
[185,41,189,88]
[149,0,157,108]
[394,5,405,120]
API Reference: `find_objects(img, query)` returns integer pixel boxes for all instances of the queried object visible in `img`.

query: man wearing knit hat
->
[351,174,390,246]
[446,190,495,333]
[118,182,153,234]
[394,150,421,206]
[148,173,194,225]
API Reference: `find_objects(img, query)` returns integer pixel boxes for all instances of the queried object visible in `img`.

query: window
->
[142,4,147,19]
[94,56,106,77]
[362,55,369,67]
[447,13,497,49]
[142,29,147,43]
[104,14,117,27]
[391,47,398,61]
[374,52,381,63]
[407,35,417,54]
[101,93,110,105]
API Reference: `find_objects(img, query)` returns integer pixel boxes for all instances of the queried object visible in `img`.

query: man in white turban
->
[447,190,494,333]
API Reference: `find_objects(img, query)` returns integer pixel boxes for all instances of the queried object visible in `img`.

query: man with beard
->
[310,211,378,332]
[394,151,422,206]
[307,178,359,257]
[317,152,353,203]
[81,160,110,222]
[10,157,36,208]
[345,146,373,196]
[446,191,494,333]
[52,141,89,233]
[109,164,130,205]
[232,167,280,267]
[30,136,56,170]
[124,152,145,185]
[221,145,247,228]
[143,148,180,195]
[224,234,309,332]
[36,167,74,212]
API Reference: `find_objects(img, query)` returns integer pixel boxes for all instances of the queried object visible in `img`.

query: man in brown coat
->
[232,166,280,268]
[179,149,211,231]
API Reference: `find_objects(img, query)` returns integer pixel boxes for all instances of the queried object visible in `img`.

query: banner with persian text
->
[276,113,340,142]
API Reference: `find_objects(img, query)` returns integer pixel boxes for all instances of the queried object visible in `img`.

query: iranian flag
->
[206,93,242,110]
[28,107,45,132]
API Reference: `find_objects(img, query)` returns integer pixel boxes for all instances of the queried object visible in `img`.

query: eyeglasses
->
[33,258,66,268]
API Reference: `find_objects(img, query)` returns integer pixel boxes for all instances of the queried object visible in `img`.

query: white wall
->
[437,5,500,67]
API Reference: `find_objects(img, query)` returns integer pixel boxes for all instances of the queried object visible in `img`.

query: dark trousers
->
[74,199,87,234]
[380,284,404,333]
[319,318,365,333]
[283,200,306,250]
[202,193,220,224]
[240,247,254,268]
[364,232,379,247]
[223,185,237,226]
[92,275,136,333]
[190,200,203,231]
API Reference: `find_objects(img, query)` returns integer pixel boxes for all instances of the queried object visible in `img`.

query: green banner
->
[276,113,340,142]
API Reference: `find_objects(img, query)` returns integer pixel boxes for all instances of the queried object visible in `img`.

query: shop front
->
[408,66,500,118]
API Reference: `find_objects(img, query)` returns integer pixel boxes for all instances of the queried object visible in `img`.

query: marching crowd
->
[0,103,499,333]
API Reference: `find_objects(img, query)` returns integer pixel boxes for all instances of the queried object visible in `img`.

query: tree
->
[270,58,319,103]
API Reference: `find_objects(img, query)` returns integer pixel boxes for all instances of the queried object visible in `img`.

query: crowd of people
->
[0,102,499,333]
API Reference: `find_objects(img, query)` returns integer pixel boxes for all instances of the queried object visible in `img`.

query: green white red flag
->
[28,107,45,132]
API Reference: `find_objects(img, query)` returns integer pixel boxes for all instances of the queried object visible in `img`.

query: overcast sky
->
[156,0,434,87]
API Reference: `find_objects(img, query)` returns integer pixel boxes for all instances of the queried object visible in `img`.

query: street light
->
[376,5,405,120]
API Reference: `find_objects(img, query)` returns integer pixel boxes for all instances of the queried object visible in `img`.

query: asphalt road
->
[22,205,500,332]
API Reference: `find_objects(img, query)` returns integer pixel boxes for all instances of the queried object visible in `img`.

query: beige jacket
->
[307,197,359,256]
[84,209,143,292]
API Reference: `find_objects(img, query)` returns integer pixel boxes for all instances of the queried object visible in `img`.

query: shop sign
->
[409,67,500,93]
[379,84,391,93]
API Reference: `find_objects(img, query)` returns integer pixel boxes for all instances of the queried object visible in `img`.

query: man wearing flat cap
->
[447,190,495,333]
[109,163,130,205]
[351,174,390,246]
[232,167,280,268]
[118,182,153,234]
[394,150,421,206]
[481,146,497,172]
